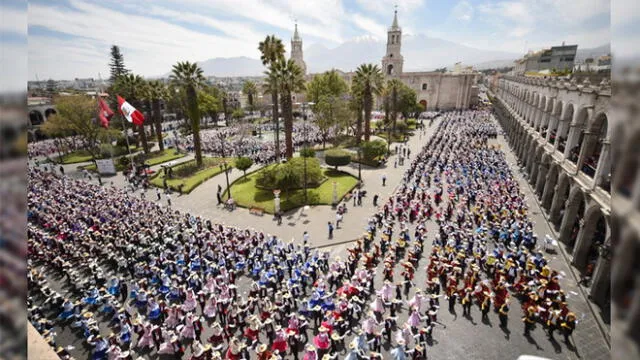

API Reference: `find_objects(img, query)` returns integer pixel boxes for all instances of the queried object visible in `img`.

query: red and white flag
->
[97,98,114,128]
[117,95,145,126]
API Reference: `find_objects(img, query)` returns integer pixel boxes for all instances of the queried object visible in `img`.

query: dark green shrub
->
[324,149,351,170]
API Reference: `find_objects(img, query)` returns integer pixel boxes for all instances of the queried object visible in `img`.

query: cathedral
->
[290,10,478,110]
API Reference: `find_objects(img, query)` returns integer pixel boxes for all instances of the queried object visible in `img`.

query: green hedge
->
[149,157,235,194]
[324,149,351,169]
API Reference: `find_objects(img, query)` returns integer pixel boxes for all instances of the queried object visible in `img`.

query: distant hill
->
[185,39,610,77]
[575,44,611,61]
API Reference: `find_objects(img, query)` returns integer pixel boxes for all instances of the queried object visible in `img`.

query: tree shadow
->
[235,177,251,184]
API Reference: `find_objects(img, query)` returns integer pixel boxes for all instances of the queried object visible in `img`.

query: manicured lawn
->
[143,149,186,166]
[377,132,412,143]
[57,150,93,164]
[149,157,234,194]
[57,146,138,164]
[223,167,358,214]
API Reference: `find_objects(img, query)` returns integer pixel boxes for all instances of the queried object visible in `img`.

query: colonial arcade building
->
[491,75,612,316]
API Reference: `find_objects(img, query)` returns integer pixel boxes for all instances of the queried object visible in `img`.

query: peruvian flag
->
[97,98,114,128]
[117,95,145,126]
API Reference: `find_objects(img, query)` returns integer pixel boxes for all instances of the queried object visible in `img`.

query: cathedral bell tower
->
[381,9,404,77]
[291,22,307,75]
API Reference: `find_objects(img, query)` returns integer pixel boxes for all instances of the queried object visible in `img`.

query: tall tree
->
[258,35,285,160]
[353,64,383,142]
[349,81,364,145]
[315,95,349,149]
[305,69,348,106]
[109,45,129,81]
[147,80,168,151]
[113,74,149,154]
[41,95,117,162]
[387,79,403,133]
[242,80,257,113]
[198,89,221,127]
[170,61,206,167]
[273,59,305,159]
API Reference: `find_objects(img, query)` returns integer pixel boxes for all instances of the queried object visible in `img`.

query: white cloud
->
[355,0,425,15]
[0,5,25,34]
[2,42,27,93]
[452,1,473,21]
[352,14,387,40]
[28,0,258,79]
[612,0,639,27]
[145,6,264,44]
[180,0,344,43]
[509,27,532,38]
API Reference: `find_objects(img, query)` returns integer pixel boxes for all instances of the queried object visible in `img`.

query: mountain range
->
[188,35,610,77]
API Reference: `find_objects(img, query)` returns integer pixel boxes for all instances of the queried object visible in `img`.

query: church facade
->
[290,11,478,110]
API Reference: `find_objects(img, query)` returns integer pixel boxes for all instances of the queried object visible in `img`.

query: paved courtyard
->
[32,114,610,360]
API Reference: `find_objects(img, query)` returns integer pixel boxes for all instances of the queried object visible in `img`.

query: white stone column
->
[563,123,583,159]
[593,141,610,190]
[589,245,611,308]
[575,131,598,173]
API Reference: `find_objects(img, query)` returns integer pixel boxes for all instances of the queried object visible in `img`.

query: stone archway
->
[572,206,608,272]
[529,146,544,187]
[536,153,551,197]
[548,100,563,145]
[613,127,640,198]
[44,108,57,119]
[542,164,560,210]
[580,112,608,178]
[565,105,590,163]
[612,228,638,309]
[558,187,586,248]
[556,102,575,153]
[550,173,571,226]
[29,110,45,126]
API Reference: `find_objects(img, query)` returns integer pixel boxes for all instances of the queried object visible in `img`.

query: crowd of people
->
[27,137,85,159]
[27,109,578,360]
[179,122,340,164]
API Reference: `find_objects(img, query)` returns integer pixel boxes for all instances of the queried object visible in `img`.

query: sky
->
[0,0,623,82]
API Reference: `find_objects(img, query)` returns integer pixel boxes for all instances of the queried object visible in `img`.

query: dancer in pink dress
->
[136,322,155,350]
[182,289,197,313]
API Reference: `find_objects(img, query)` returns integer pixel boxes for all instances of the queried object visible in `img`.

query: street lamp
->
[218,133,232,199]
[297,101,314,205]
[357,146,362,181]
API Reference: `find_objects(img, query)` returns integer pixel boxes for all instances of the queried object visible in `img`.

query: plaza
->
[27,103,612,360]
[24,5,619,360]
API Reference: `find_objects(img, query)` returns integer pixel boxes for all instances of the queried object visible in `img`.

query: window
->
[422,83,427,90]
[389,53,393,58]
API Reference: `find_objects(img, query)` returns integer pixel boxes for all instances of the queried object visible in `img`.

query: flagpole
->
[121,110,135,176]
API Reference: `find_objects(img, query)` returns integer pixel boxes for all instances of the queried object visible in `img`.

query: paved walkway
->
[47,126,438,250]
[488,114,609,360]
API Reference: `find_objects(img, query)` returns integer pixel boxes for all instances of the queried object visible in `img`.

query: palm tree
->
[242,80,257,113]
[353,64,383,142]
[115,73,149,154]
[349,81,364,145]
[170,61,206,167]
[387,79,403,133]
[273,58,305,158]
[258,35,285,160]
[147,80,168,151]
